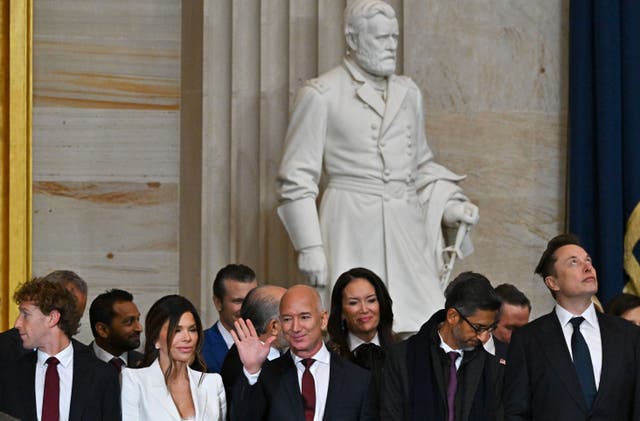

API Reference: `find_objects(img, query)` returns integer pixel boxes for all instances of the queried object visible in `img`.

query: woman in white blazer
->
[121,295,226,421]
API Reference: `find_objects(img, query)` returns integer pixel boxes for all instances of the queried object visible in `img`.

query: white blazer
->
[121,359,226,421]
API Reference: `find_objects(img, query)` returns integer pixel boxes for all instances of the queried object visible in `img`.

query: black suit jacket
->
[230,349,377,421]
[494,337,508,361]
[0,343,121,421]
[221,343,243,407]
[505,310,640,420]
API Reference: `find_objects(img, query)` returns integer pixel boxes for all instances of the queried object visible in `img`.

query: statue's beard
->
[353,48,396,77]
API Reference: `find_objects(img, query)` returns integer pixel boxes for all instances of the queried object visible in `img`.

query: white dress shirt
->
[216,321,234,349]
[347,332,380,351]
[438,331,463,370]
[555,303,602,389]
[483,335,496,356]
[244,343,331,421]
[91,341,129,366]
[35,342,74,421]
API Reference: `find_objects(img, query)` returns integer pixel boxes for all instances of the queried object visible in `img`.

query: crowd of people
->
[1,233,640,420]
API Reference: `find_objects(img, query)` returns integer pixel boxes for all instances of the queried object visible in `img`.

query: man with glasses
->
[381,271,503,420]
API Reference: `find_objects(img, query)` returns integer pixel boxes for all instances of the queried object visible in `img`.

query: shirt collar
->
[37,341,74,368]
[91,341,128,365]
[347,331,381,351]
[292,342,331,366]
[216,320,234,348]
[437,330,463,357]
[555,302,598,328]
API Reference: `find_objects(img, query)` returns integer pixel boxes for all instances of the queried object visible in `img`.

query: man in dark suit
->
[484,283,531,361]
[505,234,640,420]
[230,284,376,420]
[89,288,144,370]
[0,277,120,420]
[202,264,258,373]
[0,270,90,363]
[381,271,504,420]
[221,284,287,405]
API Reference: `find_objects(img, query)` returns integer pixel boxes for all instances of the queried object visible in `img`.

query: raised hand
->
[231,318,276,374]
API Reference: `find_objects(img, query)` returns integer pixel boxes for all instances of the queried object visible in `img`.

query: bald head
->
[241,285,287,335]
[279,284,328,358]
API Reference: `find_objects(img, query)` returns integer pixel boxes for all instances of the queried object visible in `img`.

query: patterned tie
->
[301,358,316,421]
[447,351,459,421]
[42,357,60,421]
[109,357,125,372]
[570,317,597,409]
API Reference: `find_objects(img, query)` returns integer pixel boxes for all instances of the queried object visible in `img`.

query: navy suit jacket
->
[505,310,640,420]
[0,342,121,421]
[230,349,377,421]
[202,321,230,373]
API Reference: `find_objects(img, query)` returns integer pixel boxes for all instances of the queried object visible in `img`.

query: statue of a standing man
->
[277,0,479,333]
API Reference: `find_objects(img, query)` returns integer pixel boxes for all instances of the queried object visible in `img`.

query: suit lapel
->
[459,349,485,421]
[538,312,588,412]
[18,352,38,421]
[591,313,615,410]
[380,75,408,135]
[189,367,209,421]
[279,352,306,418]
[323,353,342,420]
[343,59,386,117]
[69,347,90,419]
[148,360,182,419]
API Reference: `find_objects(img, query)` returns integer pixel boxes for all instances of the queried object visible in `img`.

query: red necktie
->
[42,357,60,421]
[447,351,459,421]
[109,357,125,372]
[301,358,316,421]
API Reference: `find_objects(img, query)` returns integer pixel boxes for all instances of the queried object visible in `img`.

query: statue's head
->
[344,0,399,77]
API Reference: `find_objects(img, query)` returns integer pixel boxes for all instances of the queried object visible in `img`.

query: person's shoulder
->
[391,74,419,89]
[597,312,640,335]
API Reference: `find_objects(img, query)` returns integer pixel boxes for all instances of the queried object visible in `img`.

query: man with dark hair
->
[484,283,531,360]
[89,288,143,371]
[0,278,120,420]
[221,285,287,404]
[0,270,89,363]
[381,271,503,420]
[505,233,640,420]
[202,263,258,373]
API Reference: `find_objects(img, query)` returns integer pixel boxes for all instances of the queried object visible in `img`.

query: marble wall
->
[32,0,565,342]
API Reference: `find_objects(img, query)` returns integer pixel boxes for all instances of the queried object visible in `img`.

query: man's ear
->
[47,309,61,327]
[445,308,459,325]
[345,32,358,53]
[267,319,280,336]
[95,322,110,339]
[544,275,559,292]
[213,296,223,313]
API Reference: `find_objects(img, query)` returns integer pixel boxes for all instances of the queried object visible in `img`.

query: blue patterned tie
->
[570,317,597,409]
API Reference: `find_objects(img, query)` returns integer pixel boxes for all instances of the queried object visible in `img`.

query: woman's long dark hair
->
[327,267,396,357]
[141,294,207,383]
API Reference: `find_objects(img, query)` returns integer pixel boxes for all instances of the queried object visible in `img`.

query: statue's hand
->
[298,246,328,287]
[443,201,479,227]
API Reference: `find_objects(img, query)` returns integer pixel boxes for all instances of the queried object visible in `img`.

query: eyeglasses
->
[454,308,497,334]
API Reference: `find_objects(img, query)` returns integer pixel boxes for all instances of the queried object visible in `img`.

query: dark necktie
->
[447,351,459,421]
[301,358,316,421]
[353,343,385,370]
[42,357,60,421]
[570,317,597,409]
[109,357,125,372]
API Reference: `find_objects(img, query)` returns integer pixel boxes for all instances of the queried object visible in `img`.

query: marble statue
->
[276,0,479,333]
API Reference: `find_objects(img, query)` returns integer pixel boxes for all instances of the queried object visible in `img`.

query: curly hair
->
[14,277,81,337]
